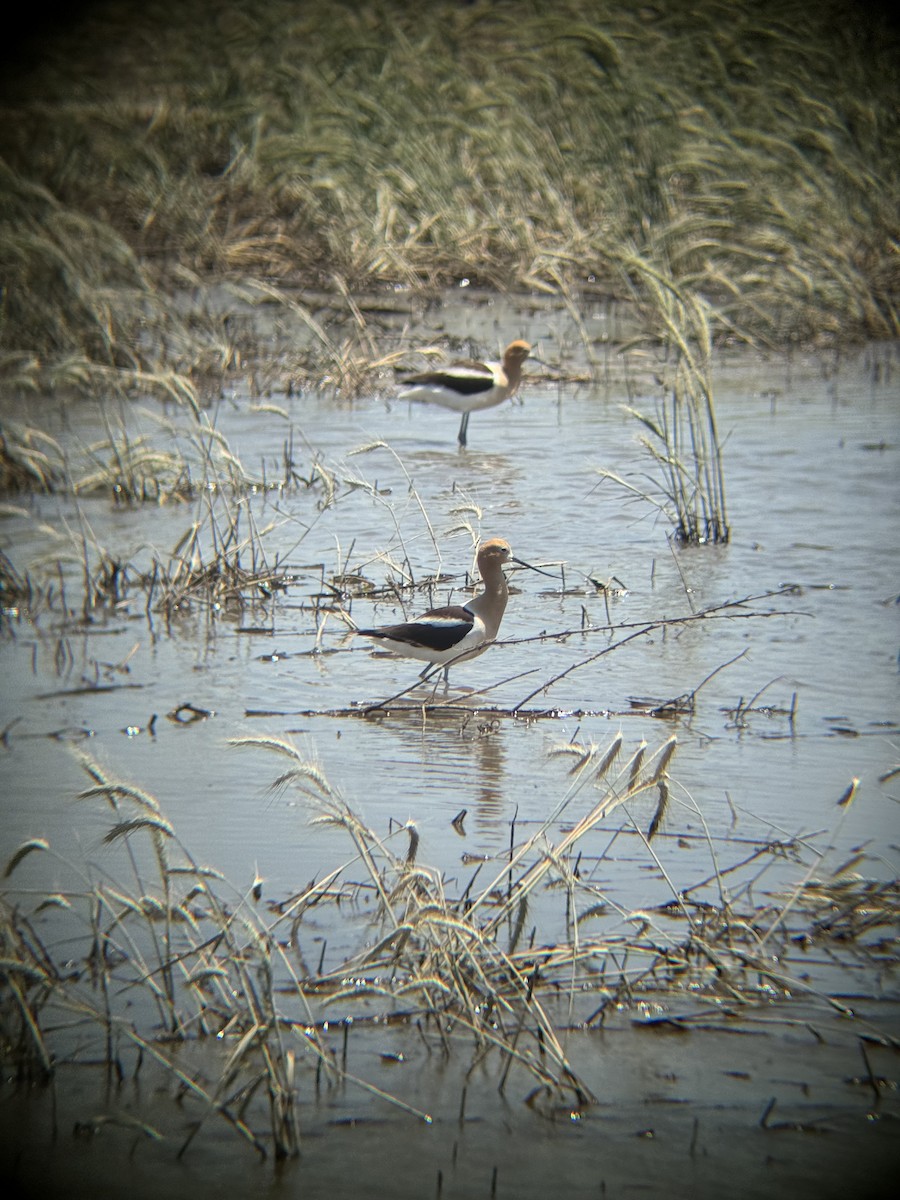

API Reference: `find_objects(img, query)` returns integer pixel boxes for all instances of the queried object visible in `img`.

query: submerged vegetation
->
[2,739,892,1159]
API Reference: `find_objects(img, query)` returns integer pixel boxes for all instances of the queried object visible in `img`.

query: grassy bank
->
[0,0,897,395]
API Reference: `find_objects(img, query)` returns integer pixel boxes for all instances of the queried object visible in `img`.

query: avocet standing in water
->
[399,340,531,446]
[356,537,546,684]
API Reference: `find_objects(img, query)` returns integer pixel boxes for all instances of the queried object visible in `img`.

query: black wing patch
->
[403,368,493,396]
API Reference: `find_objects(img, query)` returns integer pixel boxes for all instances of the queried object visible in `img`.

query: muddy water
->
[1,317,898,1197]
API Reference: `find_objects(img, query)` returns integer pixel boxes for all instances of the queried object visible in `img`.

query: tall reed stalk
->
[610,252,729,543]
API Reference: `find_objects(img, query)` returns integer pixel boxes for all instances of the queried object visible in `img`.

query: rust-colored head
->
[476,538,513,569]
[502,340,531,367]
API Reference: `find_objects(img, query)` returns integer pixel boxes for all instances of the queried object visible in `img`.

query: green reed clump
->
[606,254,729,544]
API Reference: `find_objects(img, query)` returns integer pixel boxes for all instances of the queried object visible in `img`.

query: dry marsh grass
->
[1,738,893,1157]
[0,402,331,625]
[2,2,895,547]
[0,413,491,630]
[0,0,896,403]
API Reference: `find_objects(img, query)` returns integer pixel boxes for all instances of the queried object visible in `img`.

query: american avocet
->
[399,340,531,446]
[357,538,539,683]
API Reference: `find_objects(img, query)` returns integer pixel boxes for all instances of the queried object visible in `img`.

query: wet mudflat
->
[1,306,898,1198]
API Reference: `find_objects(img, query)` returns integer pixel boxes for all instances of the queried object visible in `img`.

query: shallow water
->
[1,316,899,1195]
[2,338,897,898]
[4,998,898,1200]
